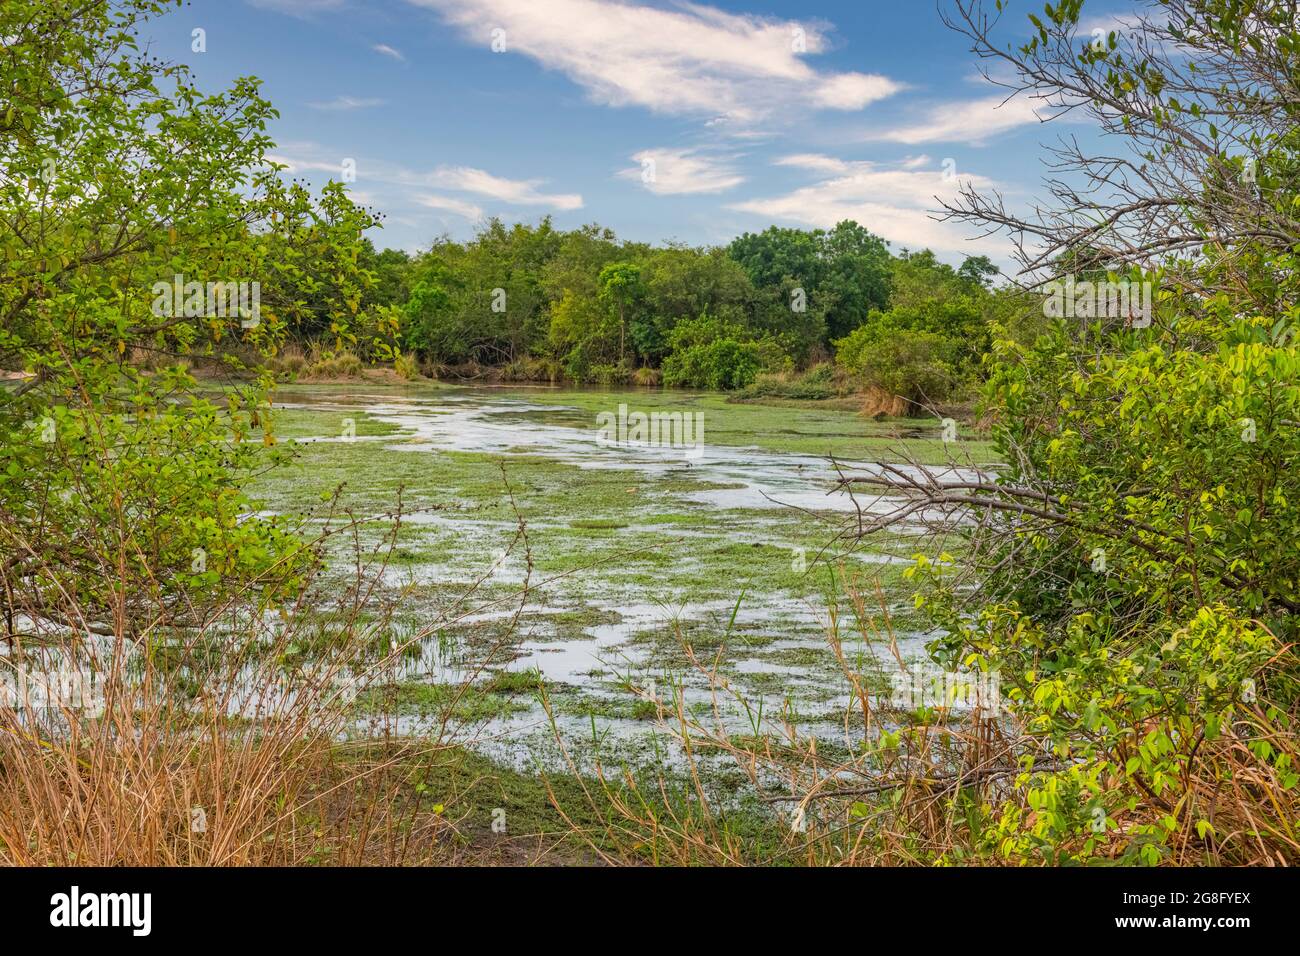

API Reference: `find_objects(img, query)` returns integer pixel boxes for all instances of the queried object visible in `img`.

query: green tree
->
[597,261,643,367]
[818,220,893,339]
[0,0,376,630]
[637,247,751,361]
[728,221,891,346]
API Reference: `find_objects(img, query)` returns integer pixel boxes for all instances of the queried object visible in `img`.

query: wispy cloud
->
[372,43,406,61]
[774,153,851,174]
[269,143,583,212]
[307,95,386,111]
[872,94,1046,145]
[265,150,347,175]
[1075,8,1168,38]
[619,148,744,195]
[405,0,901,126]
[813,73,899,111]
[425,165,583,209]
[730,153,1008,255]
[416,194,484,219]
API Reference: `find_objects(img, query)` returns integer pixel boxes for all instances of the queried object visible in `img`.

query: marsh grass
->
[533,568,1008,865]
[540,567,1300,866]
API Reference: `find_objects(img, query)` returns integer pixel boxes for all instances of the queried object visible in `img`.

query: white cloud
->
[1075,9,1168,38]
[814,73,902,111]
[269,143,584,212]
[372,43,406,61]
[307,95,386,111]
[873,94,1046,145]
[774,153,850,174]
[619,148,744,195]
[405,0,901,125]
[729,154,1009,255]
[425,165,583,209]
[265,151,350,175]
[416,194,484,219]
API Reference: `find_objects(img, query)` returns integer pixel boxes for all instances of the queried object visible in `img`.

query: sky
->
[147,0,1141,266]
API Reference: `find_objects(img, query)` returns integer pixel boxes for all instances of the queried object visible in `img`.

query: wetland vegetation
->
[3,0,1299,871]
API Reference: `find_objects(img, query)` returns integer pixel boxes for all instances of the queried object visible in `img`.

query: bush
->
[737,362,848,400]
[502,356,562,383]
[631,366,662,387]
[303,350,363,380]
[836,327,959,410]
[589,363,632,386]
[661,338,764,390]
[270,355,306,381]
[500,357,532,382]
[393,352,421,380]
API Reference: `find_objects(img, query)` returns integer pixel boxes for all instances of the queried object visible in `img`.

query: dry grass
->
[0,488,488,865]
[859,385,912,419]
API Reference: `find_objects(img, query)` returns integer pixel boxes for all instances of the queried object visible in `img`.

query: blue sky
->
[148,0,1137,265]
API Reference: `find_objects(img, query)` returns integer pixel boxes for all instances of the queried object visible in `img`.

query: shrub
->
[500,357,531,382]
[502,356,562,383]
[393,352,421,380]
[631,366,662,387]
[303,350,363,380]
[836,327,959,410]
[589,362,632,386]
[738,362,847,400]
[661,338,764,390]
[268,344,308,380]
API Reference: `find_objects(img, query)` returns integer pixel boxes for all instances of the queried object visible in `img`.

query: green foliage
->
[658,312,790,390]
[901,305,1300,861]
[727,220,892,343]
[598,260,643,367]
[261,181,388,358]
[390,216,956,388]
[0,0,377,624]
[737,363,849,401]
[833,259,1008,408]
[662,339,766,390]
[402,255,463,359]
[917,551,1287,863]
[393,352,420,380]
[840,328,960,407]
[635,247,751,361]
[402,219,562,365]
[875,0,1300,866]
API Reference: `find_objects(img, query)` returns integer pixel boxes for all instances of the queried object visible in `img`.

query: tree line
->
[345,219,1020,402]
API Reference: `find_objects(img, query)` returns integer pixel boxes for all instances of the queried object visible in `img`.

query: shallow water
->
[278,388,983,516]
[272,386,978,766]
